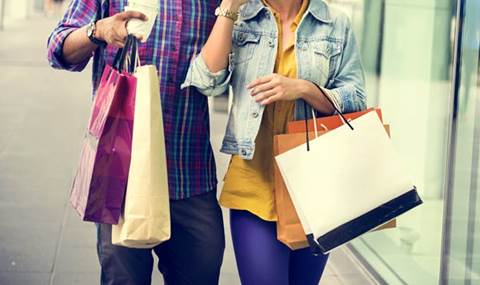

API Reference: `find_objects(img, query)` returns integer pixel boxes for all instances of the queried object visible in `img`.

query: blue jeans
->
[96,191,225,285]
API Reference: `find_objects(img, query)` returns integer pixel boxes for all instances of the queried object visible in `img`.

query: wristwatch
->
[86,21,107,47]
[215,6,239,22]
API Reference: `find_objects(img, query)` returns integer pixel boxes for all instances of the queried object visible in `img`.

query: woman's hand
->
[247,74,308,106]
[96,11,148,48]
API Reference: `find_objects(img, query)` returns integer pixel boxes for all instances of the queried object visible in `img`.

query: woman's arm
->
[247,75,336,115]
[181,0,246,96]
[248,15,366,115]
[201,0,246,72]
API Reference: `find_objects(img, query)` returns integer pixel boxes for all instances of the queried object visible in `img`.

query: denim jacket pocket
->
[232,31,261,64]
[312,39,342,80]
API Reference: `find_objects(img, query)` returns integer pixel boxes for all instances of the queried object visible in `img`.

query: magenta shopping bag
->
[70,36,137,224]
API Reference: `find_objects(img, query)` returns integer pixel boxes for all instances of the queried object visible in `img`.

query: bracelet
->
[215,6,239,22]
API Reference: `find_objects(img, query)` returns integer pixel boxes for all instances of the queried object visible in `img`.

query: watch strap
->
[87,21,107,47]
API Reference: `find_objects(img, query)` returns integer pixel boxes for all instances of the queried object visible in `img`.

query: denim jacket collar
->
[240,0,332,23]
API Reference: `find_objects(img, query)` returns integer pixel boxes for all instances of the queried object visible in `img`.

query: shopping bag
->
[274,124,394,250]
[275,96,422,254]
[70,36,138,224]
[112,50,171,248]
[274,132,323,250]
[288,110,395,225]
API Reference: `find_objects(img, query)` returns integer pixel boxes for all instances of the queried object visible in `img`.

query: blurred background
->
[0,0,479,284]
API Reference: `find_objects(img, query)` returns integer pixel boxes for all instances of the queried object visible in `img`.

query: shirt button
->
[252,112,259,118]
[268,40,274,47]
[172,44,178,51]
[241,149,247,156]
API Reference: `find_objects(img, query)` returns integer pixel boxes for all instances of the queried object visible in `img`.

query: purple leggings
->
[230,210,329,285]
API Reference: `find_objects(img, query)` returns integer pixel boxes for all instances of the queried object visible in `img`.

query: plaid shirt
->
[47,0,219,200]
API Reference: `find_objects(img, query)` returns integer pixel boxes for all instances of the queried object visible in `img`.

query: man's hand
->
[96,11,148,48]
[247,74,306,106]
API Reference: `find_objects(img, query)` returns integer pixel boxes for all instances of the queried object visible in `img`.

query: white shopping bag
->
[275,110,421,254]
[111,53,171,248]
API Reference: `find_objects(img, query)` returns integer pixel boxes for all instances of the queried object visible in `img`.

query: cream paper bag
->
[275,110,422,254]
[112,64,171,248]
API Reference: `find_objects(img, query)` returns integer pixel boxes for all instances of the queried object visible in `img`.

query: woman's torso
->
[220,0,352,160]
[220,0,307,221]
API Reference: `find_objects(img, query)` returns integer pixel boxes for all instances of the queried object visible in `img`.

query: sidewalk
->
[0,15,369,285]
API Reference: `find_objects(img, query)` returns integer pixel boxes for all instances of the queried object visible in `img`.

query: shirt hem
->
[220,193,278,222]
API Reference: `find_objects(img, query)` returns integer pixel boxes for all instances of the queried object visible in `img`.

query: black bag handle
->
[303,82,355,151]
[112,35,138,73]
[129,36,138,73]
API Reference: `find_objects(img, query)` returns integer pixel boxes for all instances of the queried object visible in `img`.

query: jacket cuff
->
[181,53,234,96]
[318,85,343,114]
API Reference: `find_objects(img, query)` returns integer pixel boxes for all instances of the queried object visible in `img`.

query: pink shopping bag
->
[70,36,137,224]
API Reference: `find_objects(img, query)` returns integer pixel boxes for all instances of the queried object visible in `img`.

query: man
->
[47,0,227,284]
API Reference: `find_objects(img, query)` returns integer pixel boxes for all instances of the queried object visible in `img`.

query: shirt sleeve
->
[47,0,101,71]
[323,16,367,113]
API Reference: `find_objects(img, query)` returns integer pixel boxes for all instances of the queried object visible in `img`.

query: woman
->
[182,0,366,284]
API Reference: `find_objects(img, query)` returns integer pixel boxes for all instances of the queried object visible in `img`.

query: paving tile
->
[65,207,94,230]
[0,273,50,285]
[61,223,97,249]
[151,268,164,285]
[338,273,376,285]
[219,272,241,285]
[323,264,336,276]
[0,222,60,248]
[221,246,239,275]
[320,275,344,285]
[54,246,100,273]
[0,202,65,226]
[52,272,100,285]
[0,245,56,273]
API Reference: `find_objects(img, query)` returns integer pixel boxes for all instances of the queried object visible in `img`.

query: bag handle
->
[303,82,355,151]
[112,36,130,71]
[112,35,138,73]
[124,36,139,73]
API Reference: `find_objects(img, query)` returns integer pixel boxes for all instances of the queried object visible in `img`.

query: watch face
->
[86,23,94,38]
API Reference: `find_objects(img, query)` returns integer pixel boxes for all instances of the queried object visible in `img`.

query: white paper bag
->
[112,64,171,248]
[275,110,422,254]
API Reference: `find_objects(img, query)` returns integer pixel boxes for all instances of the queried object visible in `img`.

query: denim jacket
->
[181,0,366,160]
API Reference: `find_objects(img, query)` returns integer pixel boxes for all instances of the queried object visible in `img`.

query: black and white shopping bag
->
[275,103,422,254]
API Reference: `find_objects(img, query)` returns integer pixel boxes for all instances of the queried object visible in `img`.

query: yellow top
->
[220,0,309,221]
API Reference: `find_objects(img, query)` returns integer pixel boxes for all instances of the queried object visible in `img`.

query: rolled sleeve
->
[46,0,99,71]
[181,53,234,97]
[323,17,366,113]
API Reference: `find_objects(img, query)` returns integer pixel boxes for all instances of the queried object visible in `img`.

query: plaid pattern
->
[48,0,219,200]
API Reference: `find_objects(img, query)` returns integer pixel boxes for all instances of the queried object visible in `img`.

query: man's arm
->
[62,11,147,65]
[47,0,146,70]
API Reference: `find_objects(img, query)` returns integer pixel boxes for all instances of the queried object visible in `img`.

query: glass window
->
[442,0,480,283]
[327,0,457,283]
